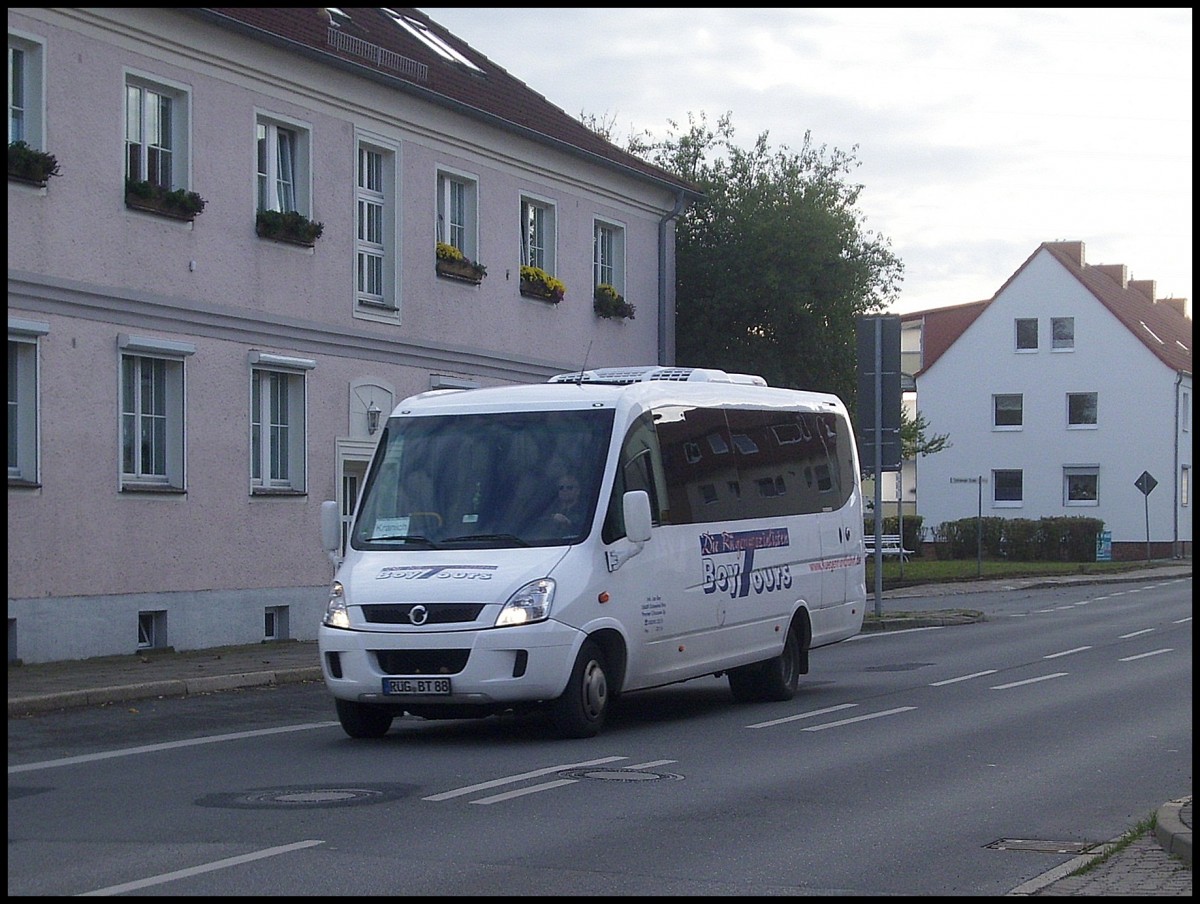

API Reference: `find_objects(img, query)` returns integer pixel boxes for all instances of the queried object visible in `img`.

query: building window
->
[118,334,194,491]
[520,195,556,273]
[1067,392,1098,427]
[249,352,315,493]
[993,469,1023,506]
[9,31,45,147]
[993,393,1023,429]
[125,73,191,191]
[8,318,48,485]
[355,139,396,313]
[437,169,478,261]
[384,9,483,72]
[1015,318,1038,351]
[1064,466,1099,505]
[257,114,311,215]
[593,219,626,293]
[1051,317,1074,350]
[1183,390,1190,432]
[1182,465,1190,508]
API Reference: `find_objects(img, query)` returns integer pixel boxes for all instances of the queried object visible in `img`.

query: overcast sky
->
[422,8,1192,316]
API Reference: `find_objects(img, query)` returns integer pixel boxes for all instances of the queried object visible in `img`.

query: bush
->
[932,515,1105,561]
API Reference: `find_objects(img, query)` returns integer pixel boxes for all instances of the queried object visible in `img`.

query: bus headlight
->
[323,580,351,629]
[495,578,555,627]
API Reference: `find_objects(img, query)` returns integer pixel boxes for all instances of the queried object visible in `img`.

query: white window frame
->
[118,334,194,491]
[124,70,192,192]
[9,30,46,148]
[355,135,398,318]
[1063,465,1099,506]
[1066,391,1098,428]
[520,194,557,274]
[1182,390,1190,433]
[992,393,1023,430]
[436,167,479,262]
[256,111,312,215]
[1182,465,1190,508]
[992,468,1023,508]
[1014,318,1038,352]
[593,218,626,293]
[8,317,48,485]
[249,351,314,494]
[1051,317,1075,351]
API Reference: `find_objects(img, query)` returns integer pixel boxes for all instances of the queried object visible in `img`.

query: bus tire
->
[728,626,801,703]
[548,639,610,738]
[335,698,394,738]
[758,625,802,701]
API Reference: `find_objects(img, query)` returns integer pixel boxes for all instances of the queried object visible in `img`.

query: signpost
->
[951,476,986,576]
[1134,470,1158,561]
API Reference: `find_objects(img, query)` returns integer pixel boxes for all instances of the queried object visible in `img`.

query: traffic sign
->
[1134,471,1158,496]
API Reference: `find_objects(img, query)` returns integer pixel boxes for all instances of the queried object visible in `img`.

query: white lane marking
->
[423,756,627,801]
[9,722,341,775]
[470,779,578,804]
[1120,628,1155,638]
[929,669,997,686]
[1119,648,1173,662]
[990,673,1068,690]
[746,703,857,729]
[801,706,916,731]
[455,759,678,805]
[1175,617,1192,624]
[77,840,323,896]
[1044,646,1092,659]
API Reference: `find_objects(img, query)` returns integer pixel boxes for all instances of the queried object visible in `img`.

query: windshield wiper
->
[365,534,440,548]
[441,533,530,547]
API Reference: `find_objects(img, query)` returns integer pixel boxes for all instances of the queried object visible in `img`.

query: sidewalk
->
[7,564,1191,893]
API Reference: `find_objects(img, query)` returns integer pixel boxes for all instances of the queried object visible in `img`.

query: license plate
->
[382,677,451,696]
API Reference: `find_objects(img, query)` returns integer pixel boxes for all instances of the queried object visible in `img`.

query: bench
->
[863,534,913,561]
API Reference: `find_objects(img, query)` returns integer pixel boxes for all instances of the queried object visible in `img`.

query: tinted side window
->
[658,406,855,525]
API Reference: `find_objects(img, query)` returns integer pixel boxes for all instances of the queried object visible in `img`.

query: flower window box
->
[125,179,206,221]
[256,209,324,247]
[519,265,565,304]
[435,242,487,284]
[594,284,636,320]
[8,141,60,187]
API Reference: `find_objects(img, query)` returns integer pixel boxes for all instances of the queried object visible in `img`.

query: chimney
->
[1044,241,1085,266]
[1094,264,1128,288]
[1157,297,1189,319]
[1128,279,1156,300]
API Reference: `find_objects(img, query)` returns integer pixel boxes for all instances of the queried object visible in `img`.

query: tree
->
[900,406,951,459]
[600,112,904,403]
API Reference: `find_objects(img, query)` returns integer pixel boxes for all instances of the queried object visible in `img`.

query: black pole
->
[976,474,983,578]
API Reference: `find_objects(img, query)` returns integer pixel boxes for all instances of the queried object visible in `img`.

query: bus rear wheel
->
[728,626,801,703]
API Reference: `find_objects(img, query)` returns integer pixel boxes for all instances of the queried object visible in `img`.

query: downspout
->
[657,189,688,366]
[1173,370,1182,558]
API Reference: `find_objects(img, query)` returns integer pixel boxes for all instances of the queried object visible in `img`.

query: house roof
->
[902,241,1192,377]
[186,8,700,200]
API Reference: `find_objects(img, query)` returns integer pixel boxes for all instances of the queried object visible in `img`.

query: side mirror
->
[623,490,652,543]
[320,500,342,552]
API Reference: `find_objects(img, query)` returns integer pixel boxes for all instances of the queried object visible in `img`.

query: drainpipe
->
[657,189,688,366]
[1173,371,1183,558]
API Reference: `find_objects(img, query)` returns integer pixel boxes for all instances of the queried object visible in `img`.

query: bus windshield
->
[352,408,615,550]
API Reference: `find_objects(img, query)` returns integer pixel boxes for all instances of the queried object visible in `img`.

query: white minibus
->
[318,366,866,738]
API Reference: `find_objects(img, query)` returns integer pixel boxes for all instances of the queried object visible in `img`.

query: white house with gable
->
[911,241,1191,561]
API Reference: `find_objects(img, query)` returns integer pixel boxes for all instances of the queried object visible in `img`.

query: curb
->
[860,611,985,632]
[7,666,323,717]
[1155,797,1193,867]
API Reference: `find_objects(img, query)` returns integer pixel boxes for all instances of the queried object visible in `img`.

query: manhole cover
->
[558,769,683,783]
[197,784,415,810]
[986,838,1098,854]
